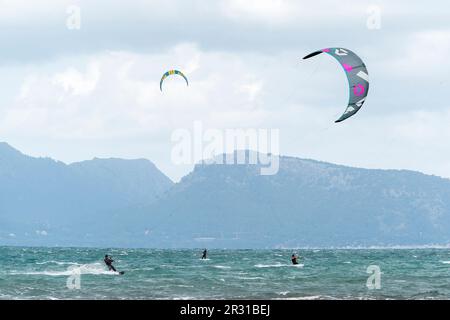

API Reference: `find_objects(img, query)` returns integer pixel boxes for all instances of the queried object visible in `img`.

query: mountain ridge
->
[1,142,450,248]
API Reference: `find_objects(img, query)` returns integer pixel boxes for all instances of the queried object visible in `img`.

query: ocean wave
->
[277,295,323,300]
[255,263,304,268]
[10,263,120,277]
[35,261,78,266]
[213,265,231,269]
[409,290,442,299]
[173,296,197,300]
[441,261,450,264]
[136,267,155,271]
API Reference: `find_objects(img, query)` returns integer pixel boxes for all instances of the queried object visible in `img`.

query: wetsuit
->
[291,256,299,265]
[202,250,207,259]
[104,257,117,272]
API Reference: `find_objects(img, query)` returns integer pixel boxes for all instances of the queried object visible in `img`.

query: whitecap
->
[11,263,120,276]
[255,263,303,268]
[237,276,264,280]
[35,261,78,266]
[278,295,322,300]
[255,263,286,268]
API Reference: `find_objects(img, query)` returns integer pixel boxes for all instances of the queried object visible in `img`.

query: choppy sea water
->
[1,247,450,300]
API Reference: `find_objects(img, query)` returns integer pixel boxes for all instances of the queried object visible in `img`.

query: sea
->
[1,247,450,300]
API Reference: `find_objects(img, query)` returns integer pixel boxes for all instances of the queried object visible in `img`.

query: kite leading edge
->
[160,70,189,91]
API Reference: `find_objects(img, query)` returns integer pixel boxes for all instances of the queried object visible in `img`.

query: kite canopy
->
[160,70,189,91]
[303,48,369,123]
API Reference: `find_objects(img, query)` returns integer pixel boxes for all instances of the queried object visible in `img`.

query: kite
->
[303,48,369,123]
[160,70,189,91]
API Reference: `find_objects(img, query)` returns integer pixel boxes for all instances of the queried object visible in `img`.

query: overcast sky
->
[0,0,449,181]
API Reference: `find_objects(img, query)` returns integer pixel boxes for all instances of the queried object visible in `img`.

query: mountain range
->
[1,142,450,248]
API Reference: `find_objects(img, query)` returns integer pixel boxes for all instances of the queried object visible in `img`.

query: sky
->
[0,0,449,181]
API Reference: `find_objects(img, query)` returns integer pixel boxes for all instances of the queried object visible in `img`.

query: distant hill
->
[0,142,173,246]
[2,143,450,248]
[136,154,450,248]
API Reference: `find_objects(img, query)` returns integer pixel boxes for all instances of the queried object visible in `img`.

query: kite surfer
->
[104,255,117,272]
[291,254,299,265]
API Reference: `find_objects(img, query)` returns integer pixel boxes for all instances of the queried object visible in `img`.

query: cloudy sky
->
[0,0,449,181]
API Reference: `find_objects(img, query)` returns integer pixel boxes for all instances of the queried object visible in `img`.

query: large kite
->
[303,48,369,123]
[160,70,189,91]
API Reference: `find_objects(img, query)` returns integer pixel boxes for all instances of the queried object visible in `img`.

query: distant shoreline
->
[1,245,450,250]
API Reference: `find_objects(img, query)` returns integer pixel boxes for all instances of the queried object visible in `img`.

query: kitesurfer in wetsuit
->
[202,249,207,259]
[104,255,117,272]
[291,254,299,265]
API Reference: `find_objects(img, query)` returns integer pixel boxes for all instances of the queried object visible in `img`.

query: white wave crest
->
[255,263,304,268]
[11,263,120,277]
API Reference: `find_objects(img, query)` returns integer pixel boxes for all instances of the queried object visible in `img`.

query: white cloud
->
[222,0,294,22]
[239,82,263,102]
[388,30,450,77]
[1,44,272,141]
[35,230,48,236]
[52,63,100,96]
[0,0,65,23]
[1,1,450,181]
[220,0,369,25]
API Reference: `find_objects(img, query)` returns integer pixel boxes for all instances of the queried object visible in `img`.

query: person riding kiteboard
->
[104,255,117,272]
